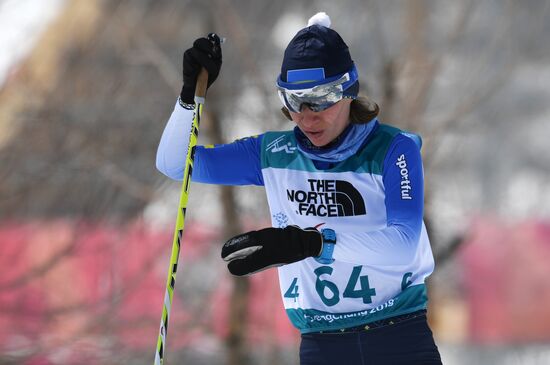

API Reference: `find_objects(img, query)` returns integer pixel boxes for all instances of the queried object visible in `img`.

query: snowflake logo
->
[273,212,289,228]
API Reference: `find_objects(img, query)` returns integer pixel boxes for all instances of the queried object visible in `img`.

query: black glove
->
[180,33,222,104]
[221,225,324,276]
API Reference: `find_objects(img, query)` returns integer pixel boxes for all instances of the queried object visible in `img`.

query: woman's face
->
[289,99,352,147]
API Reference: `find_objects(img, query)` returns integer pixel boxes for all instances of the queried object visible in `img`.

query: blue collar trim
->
[294,118,378,162]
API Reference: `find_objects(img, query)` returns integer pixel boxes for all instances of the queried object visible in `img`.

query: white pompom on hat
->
[307,12,331,28]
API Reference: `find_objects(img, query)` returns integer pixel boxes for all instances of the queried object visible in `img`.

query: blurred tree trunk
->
[196,5,251,363]
[378,60,397,123]
[206,105,250,365]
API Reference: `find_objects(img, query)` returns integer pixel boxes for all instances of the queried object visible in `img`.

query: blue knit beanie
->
[278,12,359,96]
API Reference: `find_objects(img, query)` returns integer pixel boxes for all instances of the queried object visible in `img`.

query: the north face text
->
[287,179,366,217]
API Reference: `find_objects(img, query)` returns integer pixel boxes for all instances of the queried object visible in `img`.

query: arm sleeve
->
[156,100,264,186]
[156,101,194,180]
[332,133,425,266]
[193,136,264,186]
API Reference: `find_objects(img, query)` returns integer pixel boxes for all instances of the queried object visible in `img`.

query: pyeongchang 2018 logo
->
[286,179,366,217]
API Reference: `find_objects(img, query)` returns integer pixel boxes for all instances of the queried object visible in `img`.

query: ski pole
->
[154,68,208,365]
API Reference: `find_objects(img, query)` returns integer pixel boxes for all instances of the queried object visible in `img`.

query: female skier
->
[157,13,442,365]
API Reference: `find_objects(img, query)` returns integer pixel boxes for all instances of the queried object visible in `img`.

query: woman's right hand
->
[180,33,222,104]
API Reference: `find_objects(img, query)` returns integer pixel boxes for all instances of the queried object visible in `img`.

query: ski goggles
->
[276,67,358,113]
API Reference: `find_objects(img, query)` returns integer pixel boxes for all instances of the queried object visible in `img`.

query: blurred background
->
[1,0,550,364]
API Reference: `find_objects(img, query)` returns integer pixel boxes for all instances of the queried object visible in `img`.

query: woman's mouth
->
[305,130,323,138]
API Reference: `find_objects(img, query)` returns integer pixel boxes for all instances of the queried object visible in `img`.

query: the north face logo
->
[286,179,366,217]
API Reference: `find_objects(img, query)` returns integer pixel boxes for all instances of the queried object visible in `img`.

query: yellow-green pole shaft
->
[154,69,208,365]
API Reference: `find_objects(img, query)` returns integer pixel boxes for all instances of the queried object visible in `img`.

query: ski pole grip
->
[194,68,208,104]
